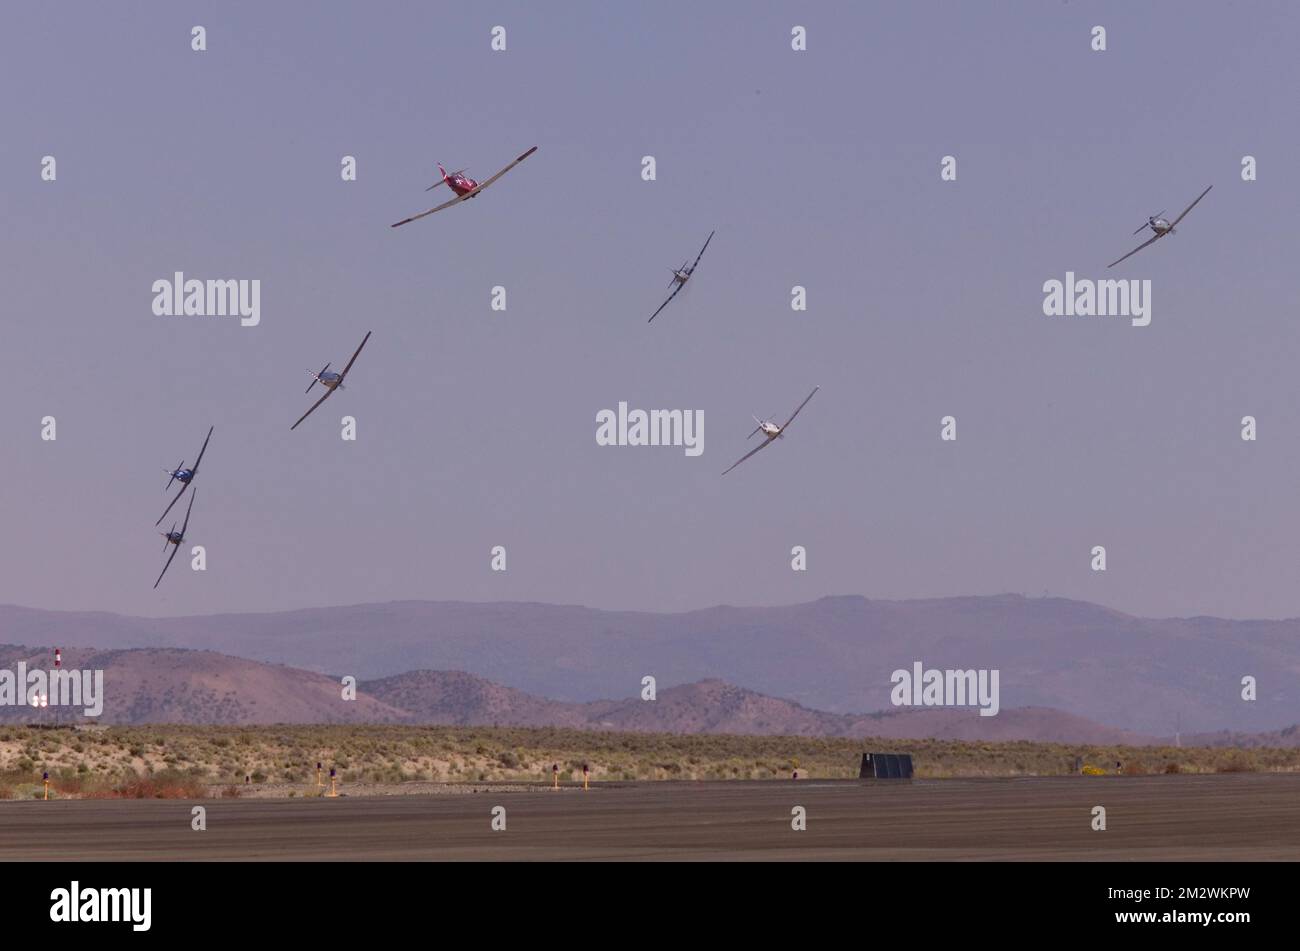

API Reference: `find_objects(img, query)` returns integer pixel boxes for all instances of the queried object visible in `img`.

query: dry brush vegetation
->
[1,724,1297,799]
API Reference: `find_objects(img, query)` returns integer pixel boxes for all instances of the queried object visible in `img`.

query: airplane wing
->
[1107,233,1163,269]
[155,482,189,527]
[337,331,372,385]
[153,541,182,589]
[390,147,537,228]
[470,146,538,194]
[1169,184,1212,228]
[390,193,468,228]
[178,489,196,538]
[291,388,335,431]
[722,438,774,476]
[780,386,820,429]
[686,230,715,275]
[648,280,687,323]
[190,426,214,475]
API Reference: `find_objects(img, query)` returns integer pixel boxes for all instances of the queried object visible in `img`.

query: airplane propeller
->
[306,362,330,394]
[748,414,780,439]
[165,460,184,491]
[1133,210,1166,234]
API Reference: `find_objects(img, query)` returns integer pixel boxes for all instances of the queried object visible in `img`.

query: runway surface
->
[2,773,1298,861]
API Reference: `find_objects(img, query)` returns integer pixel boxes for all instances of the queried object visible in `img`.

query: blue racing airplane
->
[156,426,213,527]
[154,489,196,590]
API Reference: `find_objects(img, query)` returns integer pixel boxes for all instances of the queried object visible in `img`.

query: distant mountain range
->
[2,594,1297,734]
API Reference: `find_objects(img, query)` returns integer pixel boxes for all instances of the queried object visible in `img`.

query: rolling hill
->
[0,643,1248,745]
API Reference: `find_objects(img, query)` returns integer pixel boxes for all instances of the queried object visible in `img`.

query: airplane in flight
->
[292,331,372,431]
[648,231,714,323]
[722,386,820,475]
[390,146,538,228]
[154,489,196,590]
[156,425,213,527]
[1107,185,1212,268]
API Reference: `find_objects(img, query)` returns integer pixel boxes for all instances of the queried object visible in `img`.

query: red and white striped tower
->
[52,648,62,725]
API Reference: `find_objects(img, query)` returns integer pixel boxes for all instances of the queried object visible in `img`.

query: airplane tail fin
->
[426,164,449,192]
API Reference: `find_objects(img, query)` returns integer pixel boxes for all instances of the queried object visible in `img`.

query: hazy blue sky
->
[3,1,1299,619]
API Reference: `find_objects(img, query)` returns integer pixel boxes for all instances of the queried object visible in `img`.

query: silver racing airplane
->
[648,231,714,323]
[722,386,820,475]
[292,331,372,431]
[1107,185,1212,268]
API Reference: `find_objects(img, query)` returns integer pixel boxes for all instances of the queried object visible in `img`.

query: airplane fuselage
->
[1149,217,1172,234]
[164,532,183,545]
[438,165,480,197]
[169,469,194,484]
[448,176,479,196]
[318,371,343,389]
[759,422,782,438]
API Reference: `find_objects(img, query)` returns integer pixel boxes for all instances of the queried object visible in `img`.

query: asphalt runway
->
[2,773,1298,861]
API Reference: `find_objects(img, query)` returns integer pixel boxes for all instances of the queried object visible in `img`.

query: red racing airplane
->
[390,146,538,228]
